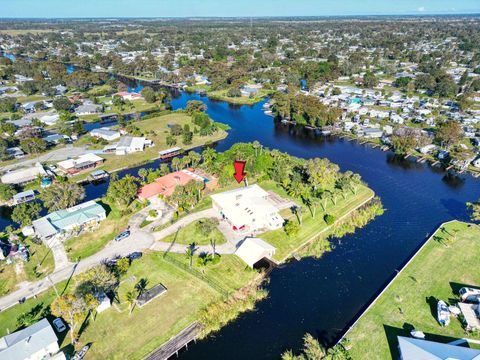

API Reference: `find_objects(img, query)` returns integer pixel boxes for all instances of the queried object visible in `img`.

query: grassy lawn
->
[0,237,54,296]
[161,218,227,246]
[207,89,271,105]
[260,184,374,261]
[64,202,132,261]
[16,95,49,103]
[0,251,257,359]
[70,112,228,181]
[347,221,480,360]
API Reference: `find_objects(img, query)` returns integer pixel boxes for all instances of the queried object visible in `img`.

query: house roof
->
[1,163,47,185]
[33,201,105,237]
[235,237,276,267]
[116,136,146,149]
[210,184,279,229]
[13,189,35,201]
[0,318,58,360]
[397,336,480,360]
[57,153,103,170]
[137,169,200,199]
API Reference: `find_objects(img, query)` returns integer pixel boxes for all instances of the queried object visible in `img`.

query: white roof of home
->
[235,237,276,267]
[211,184,280,228]
[397,336,480,360]
[116,136,146,149]
[1,163,47,185]
[0,318,58,360]
[57,153,103,170]
[13,189,35,201]
[90,127,120,138]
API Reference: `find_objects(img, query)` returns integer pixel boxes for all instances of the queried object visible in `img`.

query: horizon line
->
[0,13,479,20]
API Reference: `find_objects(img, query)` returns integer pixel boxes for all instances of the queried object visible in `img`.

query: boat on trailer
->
[437,300,451,326]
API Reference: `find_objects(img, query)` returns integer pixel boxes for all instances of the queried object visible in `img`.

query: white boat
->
[264,110,273,116]
[437,300,451,326]
[410,330,426,339]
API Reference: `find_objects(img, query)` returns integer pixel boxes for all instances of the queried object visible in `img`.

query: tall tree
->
[40,182,85,211]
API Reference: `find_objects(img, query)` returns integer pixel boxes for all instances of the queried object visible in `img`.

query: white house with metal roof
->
[397,336,480,360]
[211,184,284,232]
[90,127,120,141]
[114,136,153,155]
[31,200,106,241]
[1,163,47,185]
[0,318,64,360]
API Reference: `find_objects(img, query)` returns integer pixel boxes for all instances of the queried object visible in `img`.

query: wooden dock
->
[144,322,202,360]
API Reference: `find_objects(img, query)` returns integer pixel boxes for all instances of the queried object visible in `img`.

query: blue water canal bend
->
[3,90,480,358]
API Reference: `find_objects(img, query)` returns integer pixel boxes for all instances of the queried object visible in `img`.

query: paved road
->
[0,145,89,172]
[0,208,222,311]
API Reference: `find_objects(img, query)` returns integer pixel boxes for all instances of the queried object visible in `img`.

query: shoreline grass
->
[347,220,480,359]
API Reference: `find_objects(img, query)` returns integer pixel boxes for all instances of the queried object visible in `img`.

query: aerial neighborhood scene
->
[1,0,480,359]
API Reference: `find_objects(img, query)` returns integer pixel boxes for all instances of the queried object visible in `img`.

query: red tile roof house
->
[137,169,217,201]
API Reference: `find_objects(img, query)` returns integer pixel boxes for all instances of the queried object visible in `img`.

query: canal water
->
[2,84,479,358]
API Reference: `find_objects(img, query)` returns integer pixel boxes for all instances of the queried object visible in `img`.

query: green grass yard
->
[70,112,228,182]
[161,218,227,246]
[347,221,480,360]
[0,251,257,359]
[207,89,271,105]
[260,184,374,261]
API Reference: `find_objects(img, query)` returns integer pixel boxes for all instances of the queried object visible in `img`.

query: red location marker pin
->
[233,160,246,183]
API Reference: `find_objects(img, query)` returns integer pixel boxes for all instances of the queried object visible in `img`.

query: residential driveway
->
[43,237,71,272]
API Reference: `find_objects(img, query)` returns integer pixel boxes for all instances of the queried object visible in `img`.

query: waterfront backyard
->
[347,220,480,359]
[0,251,257,359]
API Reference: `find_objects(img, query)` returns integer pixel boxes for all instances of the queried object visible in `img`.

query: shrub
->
[284,220,300,237]
[324,214,336,225]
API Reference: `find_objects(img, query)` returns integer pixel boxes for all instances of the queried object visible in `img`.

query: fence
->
[162,253,229,298]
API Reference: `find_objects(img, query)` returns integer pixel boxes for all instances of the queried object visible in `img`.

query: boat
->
[410,329,426,339]
[437,300,451,326]
[262,102,271,108]
[159,146,184,160]
[264,110,273,116]
[72,344,90,360]
[88,169,109,183]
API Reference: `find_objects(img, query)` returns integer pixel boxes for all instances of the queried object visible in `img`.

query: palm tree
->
[185,243,195,268]
[187,151,201,167]
[138,168,148,183]
[135,278,148,295]
[252,140,262,157]
[171,157,180,171]
[320,190,332,212]
[125,290,137,315]
[40,182,85,211]
[467,199,480,222]
[202,147,217,171]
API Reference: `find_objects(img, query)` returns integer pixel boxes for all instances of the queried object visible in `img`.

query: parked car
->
[114,230,130,242]
[52,318,67,332]
[127,252,142,261]
[106,255,122,267]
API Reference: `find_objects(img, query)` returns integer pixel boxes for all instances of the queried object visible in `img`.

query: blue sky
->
[1,0,479,18]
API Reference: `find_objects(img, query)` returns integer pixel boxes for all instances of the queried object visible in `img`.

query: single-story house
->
[0,318,63,360]
[362,128,383,139]
[38,112,59,126]
[397,336,480,360]
[211,184,284,232]
[31,200,106,241]
[113,91,142,101]
[12,189,35,205]
[137,169,216,200]
[43,133,70,145]
[6,147,25,159]
[54,84,67,95]
[57,153,104,175]
[235,237,276,268]
[90,127,121,141]
[7,118,32,128]
[75,103,102,116]
[240,84,262,97]
[1,163,47,185]
[114,136,152,155]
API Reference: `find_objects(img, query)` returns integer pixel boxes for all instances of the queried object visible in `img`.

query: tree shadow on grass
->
[97,200,112,217]
[426,295,439,321]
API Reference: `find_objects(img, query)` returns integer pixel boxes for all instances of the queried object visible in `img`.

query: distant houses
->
[113,91,142,101]
[29,200,106,241]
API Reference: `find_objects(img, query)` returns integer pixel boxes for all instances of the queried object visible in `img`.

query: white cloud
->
[417,6,426,12]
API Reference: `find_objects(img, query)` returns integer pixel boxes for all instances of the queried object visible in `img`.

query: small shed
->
[136,284,167,308]
[235,237,276,268]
